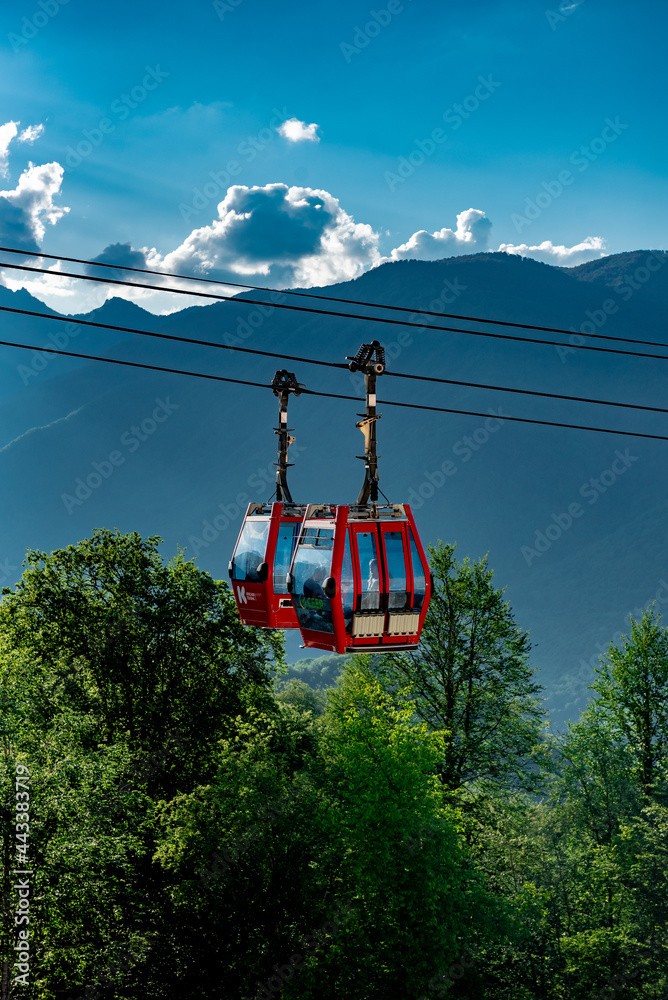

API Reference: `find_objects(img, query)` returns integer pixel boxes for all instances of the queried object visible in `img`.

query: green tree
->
[154,658,495,1000]
[465,614,668,1000]
[0,529,284,998]
[557,704,640,846]
[613,801,668,962]
[312,658,492,999]
[0,639,149,998]
[284,653,347,691]
[372,542,548,795]
[275,678,326,716]
[0,528,282,788]
[592,608,668,798]
[154,701,326,998]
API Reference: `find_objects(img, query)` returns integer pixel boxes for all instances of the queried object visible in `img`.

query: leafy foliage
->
[370,542,549,795]
[591,608,668,797]
[283,653,348,690]
[2,534,668,998]
[274,677,326,716]
[0,529,283,997]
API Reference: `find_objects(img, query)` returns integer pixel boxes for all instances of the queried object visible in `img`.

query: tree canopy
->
[1,532,667,999]
[591,608,668,798]
[370,541,549,795]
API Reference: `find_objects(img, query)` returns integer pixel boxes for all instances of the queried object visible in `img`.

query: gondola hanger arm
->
[346,341,385,511]
[271,369,304,503]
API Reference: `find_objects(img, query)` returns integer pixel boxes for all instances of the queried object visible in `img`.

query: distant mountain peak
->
[73,295,156,324]
[0,283,58,314]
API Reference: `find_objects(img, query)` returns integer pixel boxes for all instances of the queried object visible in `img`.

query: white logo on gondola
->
[238,586,247,604]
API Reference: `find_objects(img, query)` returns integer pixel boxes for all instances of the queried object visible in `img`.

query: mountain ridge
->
[2,248,668,726]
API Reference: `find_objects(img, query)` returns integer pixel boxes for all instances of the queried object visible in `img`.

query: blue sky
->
[0,0,665,312]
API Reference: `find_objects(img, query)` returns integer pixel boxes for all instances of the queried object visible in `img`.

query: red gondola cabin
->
[229,502,305,629]
[287,502,431,653]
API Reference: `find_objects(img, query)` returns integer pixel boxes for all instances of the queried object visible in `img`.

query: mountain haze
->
[2,249,668,726]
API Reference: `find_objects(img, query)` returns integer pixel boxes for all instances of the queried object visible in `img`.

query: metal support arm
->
[346,341,385,507]
[271,369,303,503]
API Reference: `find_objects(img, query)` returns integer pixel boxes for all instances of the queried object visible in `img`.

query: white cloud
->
[0,119,63,265]
[18,124,45,144]
[10,183,380,315]
[385,208,493,262]
[384,209,607,268]
[0,161,69,251]
[497,236,607,266]
[277,118,320,143]
[158,182,379,289]
[0,121,19,178]
[6,186,611,316]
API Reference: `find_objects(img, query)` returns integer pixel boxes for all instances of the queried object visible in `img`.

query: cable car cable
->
[3,257,668,363]
[0,303,349,372]
[382,367,668,416]
[3,334,668,442]
[2,303,668,418]
[2,242,666,350]
[0,335,271,388]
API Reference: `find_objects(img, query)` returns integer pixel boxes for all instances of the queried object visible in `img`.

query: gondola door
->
[347,513,430,650]
[348,522,386,642]
[377,521,422,641]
